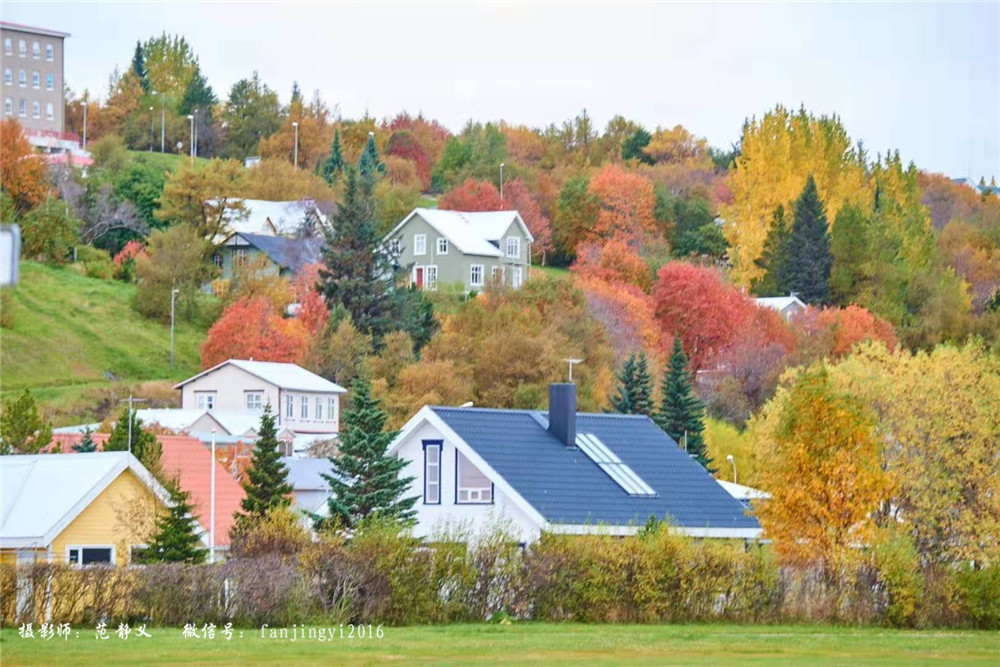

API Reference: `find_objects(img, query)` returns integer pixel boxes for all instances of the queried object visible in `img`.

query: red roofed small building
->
[49,433,245,552]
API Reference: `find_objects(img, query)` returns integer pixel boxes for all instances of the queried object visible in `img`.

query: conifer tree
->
[137,479,207,564]
[358,132,385,181]
[321,376,417,529]
[321,130,345,185]
[752,205,790,297]
[73,427,98,453]
[235,404,292,526]
[655,337,711,470]
[608,352,654,416]
[829,202,869,306]
[131,40,149,92]
[105,407,162,476]
[609,354,638,413]
[0,388,52,454]
[785,175,833,304]
[180,62,217,116]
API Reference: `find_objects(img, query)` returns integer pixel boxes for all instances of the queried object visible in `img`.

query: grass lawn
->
[1,623,997,665]
[126,150,211,171]
[0,262,210,423]
[534,264,570,278]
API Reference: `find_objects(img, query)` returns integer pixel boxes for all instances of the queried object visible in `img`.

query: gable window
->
[67,546,114,566]
[300,395,309,419]
[423,440,442,504]
[4,69,10,85]
[18,70,25,87]
[470,265,484,287]
[456,450,493,504]
[46,73,53,90]
[286,394,294,419]
[315,396,323,421]
[505,237,520,259]
[196,392,216,410]
[425,265,438,291]
[512,266,523,289]
[32,42,40,59]
[436,237,448,255]
[246,391,263,412]
[212,254,223,269]
[327,396,337,423]
[45,43,54,61]
[414,234,426,256]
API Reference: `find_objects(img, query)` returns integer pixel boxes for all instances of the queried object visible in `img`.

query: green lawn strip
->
[2,624,997,666]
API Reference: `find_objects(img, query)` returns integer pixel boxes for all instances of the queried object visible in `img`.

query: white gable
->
[386,208,534,258]
[175,360,346,394]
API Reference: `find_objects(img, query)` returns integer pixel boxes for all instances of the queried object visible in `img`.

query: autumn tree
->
[655,337,710,468]
[0,119,49,213]
[234,405,293,528]
[785,176,833,304]
[219,72,282,160]
[587,164,656,245]
[385,130,431,190]
[795,305,898,359]
[141,33,198,98]
[259,92,330,169]
[439,178,502,211]
[577,276,661,363]
[0,388,53,455]
[572,239,652,292]
[643,125,712,168]
[303,309,373,389]
[754,370,890,567]
[134,224,215,322]
[552,176,600,264]
[608,352,654,415]
[222,253,293,313]
[502,178,552,258]
[200,297,309,368]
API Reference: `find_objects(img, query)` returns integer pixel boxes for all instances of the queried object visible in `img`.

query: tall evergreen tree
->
[358,132,385,180]
[785,175,833,304]
[73,427,98,453]
[321,130,345,185]
[829,202,869,306]
[321,376,417,529]
[608,352,654,416]
[655,337,711,470]
[235,404,292,526]
[290,81,302,104]
[136,479,207,564]
[752,204,791,296]
[621,128,654,164]
[609,354,638,413]
[179,62,217,116]
[104,407,162,477]
[131,40,149,92]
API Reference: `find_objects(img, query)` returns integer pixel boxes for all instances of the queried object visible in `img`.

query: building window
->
[512,266,523,289]
[196,392,216,410]
[436,237,448,255]
[506,236,520,259]
[32,42,40,59]
[32,101,39,119]
[388,238,401,257]
[212,254,223,269]
[4,38,11,56]
[414,234,426,256]
[46,73,53,90]
[300,396,309,419]
[31,71,39,89]
[456,450,493,504]
[3,98,11,116]
[67,546,114,566]
[45,102,53,120]
[234,248,249,267]
[18,40,26,57]
[246,392,263,412]
[425,265,438,291]
[18,70,25,87]
[470,265,484,287]
[423,441,441,504]
[286,394,294,419]
[18,99,26,117]
[327,396,337,423]
[4,69,10,85]
[315,396,323,421]
[45,43,54,61]
[491,266,504,284]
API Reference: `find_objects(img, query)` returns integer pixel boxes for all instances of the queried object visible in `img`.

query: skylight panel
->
[575,433,657,497]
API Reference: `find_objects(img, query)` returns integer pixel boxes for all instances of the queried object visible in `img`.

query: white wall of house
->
[395,421,540,542]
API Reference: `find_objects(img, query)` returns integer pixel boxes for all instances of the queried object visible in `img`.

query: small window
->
[196,392,216,410]
[45,102,53,121]
[3,98,11,116]
[46,73,53,91]
[18,99,26,117]
[425,265,438,291]
[68,546,113,566]
[300,396,309,419]
[470,265,484,287]
[18,70,25,87]
[32,42,40,59]
[31,71,39,89]
[246,392,263,412]
[388,238,401,257]
[32,101,39,119]
[327,396,337,423]
[3,69,10,86]
[315,396,323,421]
[423,441,441,504]
[491,266,504,284]
[18,40,26,57]
[212,254,223,269]
[45,43,54,61]
[506,237,520,259]
[457,450,493,504]
[4,38,11,56]
[234,248,249,267]
[512,266,523,289]
[436,237,448,255]
[414,234,426,256]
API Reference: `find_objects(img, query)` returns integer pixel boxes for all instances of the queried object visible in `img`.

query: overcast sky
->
[4,1,998,178]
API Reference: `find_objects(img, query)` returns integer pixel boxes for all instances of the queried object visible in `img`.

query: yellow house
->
[0,452,201,566]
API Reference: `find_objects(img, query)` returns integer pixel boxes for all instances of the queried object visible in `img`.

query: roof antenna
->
[563,358,584,382]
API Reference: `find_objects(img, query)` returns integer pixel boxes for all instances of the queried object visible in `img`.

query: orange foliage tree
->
[385,130,431,190]
[0,119,49,213]
[438,178,502,211]
[796,305,898,358]
[586,164,656,245]
[502,178,552,256]
[201,297,309,369]
[577,276,662,363]
[572,238,652,292]
[293,263,329,337]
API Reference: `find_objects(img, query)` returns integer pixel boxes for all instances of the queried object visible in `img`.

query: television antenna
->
[563,358,584,382]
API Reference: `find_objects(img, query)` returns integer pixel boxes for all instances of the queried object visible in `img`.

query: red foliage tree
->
[502,178,552,256]
[438,178,503,212]
[201,297,309,369]
[113,240,147,267]
[385,130,431,190]
[587,164,656,245]
[293,263,329,337]
[572,238,652,292]
[796,305,898,358]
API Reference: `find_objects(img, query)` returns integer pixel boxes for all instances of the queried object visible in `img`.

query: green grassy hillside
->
[0,262,210,422]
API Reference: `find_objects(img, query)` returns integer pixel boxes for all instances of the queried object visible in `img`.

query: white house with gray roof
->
[384,208,534,292]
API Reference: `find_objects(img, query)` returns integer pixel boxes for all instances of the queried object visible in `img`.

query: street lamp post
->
[187,115,194,166]
[726,454,737,485]
[209,428,216,564]
[499,162,505,207]
[292,121,299,169]
[149,106,154,152]
[116,395,148,454]
[153,91,165,153]
[193,108,198,157]
[170,288,180,370]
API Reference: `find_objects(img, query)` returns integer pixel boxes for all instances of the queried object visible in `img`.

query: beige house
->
[174,359,346,436]
[0,21,70,143]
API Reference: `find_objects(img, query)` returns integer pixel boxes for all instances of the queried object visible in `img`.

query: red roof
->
[43,152,93,167]
[49,433,245,547]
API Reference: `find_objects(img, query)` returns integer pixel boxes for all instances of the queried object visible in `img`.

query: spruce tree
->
[136,479,207,564]
[655,337,711,470]
[752,205,791,297]
[104,407,162,476]
[0,388,52,454]
[829,203,869,306]
[608,353,654,416]
[73,427,98,453]
[180,63,217,116]
[235,404,292,526]
[321,130,345,185]
[322,376,417,529]
[358,133,385,181]
[609,354,637,413]
[131,40,149,92]
[785,175,833,304]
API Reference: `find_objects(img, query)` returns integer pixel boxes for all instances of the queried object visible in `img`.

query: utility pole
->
[149,106,154,151]
[209,428,216,564]
[499,162,505,208]
[170,288,180,370]
[292,121,299,169]
[116,395,148,453]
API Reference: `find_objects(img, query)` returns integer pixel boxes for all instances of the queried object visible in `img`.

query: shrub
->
[954,566,1000,629]
[19,205,80,265]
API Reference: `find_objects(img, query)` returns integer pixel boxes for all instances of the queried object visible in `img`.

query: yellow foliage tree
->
[643,124,713,169]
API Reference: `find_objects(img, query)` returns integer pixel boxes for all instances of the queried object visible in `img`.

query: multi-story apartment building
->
[0,21,71,150]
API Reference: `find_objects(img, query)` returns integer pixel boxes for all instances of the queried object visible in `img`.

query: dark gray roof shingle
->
[237,232,321,274]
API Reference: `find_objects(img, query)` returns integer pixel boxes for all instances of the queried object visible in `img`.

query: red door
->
[415,267,424,288]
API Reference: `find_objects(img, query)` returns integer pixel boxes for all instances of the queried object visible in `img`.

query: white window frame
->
[45,73,53,91]
[18,70,25,87]
[436,237,448,255]
[45,102,53,121]
[470,264,484,287]
[456,449,494,504]
[196,392,216,411]
[4,69,11,86]
[18,40,26,58]
[505,236,520,259]
[388,238,401,257]
[423,441,441,505]
[31,71,39,89]
[234,247,249,267]
[285,393,294,419]
[300,395,309,420]
[66,545,115,567]
[315,396,323,421]
[4,38,11,56]
[327,396,337,423]
[32,41,40,59]
[3,98,11,116]
[245,391,263,412]
[425,265,438,291]
[18,98,26,117]
[45,43,54,61]
[512,266,524,289]
[491,266,505,284]
[32,101,39,119]
[414,233,426,256]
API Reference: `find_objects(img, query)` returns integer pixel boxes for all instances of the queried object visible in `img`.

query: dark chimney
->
[548,383,577,447]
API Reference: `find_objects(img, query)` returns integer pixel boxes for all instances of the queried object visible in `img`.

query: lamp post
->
[209,428,216,564]
[726,454,737,485]
[187,114,194,166]
[499,162,505,207]
[170,288,180,370]
[292,121,299,169]
[153,91,165,153]
[193,108,198,157]
[116,395,148,454]
[148,106,154,152]
[82,101,87,151]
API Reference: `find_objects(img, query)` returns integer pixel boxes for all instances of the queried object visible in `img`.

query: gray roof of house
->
[429,407,759,531]
[234,232,321,274]
[280,457,337,491]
